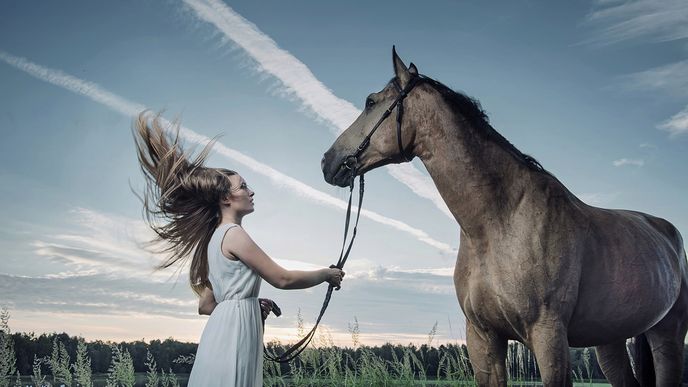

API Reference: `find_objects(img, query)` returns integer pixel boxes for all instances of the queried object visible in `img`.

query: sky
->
[0,0,687,347]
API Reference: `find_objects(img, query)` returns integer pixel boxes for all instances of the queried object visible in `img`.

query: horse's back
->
[603,208,685,271]
[638,210,685,258]
[585,206,683,263]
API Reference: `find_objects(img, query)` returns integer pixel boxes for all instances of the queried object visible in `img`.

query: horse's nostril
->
[321,155,326,170]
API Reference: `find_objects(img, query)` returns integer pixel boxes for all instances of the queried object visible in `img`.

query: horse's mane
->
[415,76,552,177]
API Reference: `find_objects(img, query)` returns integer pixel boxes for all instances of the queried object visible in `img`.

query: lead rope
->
[263,75,418,363]
[264,173,364,363]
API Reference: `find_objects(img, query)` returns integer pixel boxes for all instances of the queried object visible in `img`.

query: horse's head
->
[322,47,422,187]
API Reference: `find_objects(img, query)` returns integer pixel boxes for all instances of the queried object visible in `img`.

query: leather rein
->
[264,75,420,363]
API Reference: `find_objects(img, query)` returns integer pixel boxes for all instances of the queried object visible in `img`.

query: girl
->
[133,113,344,386]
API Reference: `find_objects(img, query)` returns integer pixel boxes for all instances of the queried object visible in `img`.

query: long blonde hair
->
[132,111,236,296]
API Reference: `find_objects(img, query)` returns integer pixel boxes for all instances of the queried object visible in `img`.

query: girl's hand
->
[326,268,345,289]
[198,287,217,316]
[259,298,273,320]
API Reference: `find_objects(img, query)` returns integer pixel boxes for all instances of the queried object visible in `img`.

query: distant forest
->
[9,331,688,381]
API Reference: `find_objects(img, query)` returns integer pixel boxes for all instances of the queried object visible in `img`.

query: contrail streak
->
[0,50,454,254]
[181,0,454,220]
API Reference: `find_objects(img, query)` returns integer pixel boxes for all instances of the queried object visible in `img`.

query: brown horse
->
[321,48,688,387]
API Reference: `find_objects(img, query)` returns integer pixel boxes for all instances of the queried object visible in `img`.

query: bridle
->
[264,74,420,363]
[343,75,420,172]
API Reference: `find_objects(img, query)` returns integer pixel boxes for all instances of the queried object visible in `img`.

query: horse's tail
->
[630,333,655,387]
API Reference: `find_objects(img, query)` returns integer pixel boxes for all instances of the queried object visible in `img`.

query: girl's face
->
[226,174,255,215]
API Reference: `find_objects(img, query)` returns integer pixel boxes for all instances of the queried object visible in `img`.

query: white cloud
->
[614,58,688,138]
[27,207,173,283]
[593,13,688,138]
[395,266,455,277]
[0,50,453,253]
[612,158,645,167]
[386,163,454,219]
[657,105,688,137]
[180,0,454,220]
[181,0,359,133]
[0,51,144,116]
[621,59,688,96]
[584,0,688,45]
[2,208,466,345]
[0,272,196,319]
[577,192,620,206]
[27,207,453,286]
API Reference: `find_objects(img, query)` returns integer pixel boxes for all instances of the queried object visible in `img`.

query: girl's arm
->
[198,287,218,315]
[222,226,344,290]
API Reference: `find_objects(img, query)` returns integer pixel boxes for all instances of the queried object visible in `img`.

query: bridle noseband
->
[343,75,421,174]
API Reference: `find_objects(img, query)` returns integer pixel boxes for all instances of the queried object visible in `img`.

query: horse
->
[321,47,688,387]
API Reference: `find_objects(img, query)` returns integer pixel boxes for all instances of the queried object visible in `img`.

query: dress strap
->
[216,223,239,242]
[217,222,239,233]
[215,223,240,258]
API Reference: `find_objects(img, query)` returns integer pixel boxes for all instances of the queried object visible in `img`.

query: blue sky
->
[0,0,686,346]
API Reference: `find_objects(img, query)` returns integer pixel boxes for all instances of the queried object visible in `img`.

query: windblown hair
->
[132,111,236,296]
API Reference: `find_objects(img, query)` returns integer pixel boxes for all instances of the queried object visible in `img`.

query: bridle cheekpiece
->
[341,74,421,181]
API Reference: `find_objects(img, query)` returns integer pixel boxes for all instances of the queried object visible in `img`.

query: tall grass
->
[0,307,17,387]
[49,337,72,386]
[74,338,93,387]
[30,355,46,387]
[105,344,135,387]
[263,316,484,386]
[1,306,614,386]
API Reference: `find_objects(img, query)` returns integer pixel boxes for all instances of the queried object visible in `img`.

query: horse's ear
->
[392,46,412,87]
[409,62,418,76]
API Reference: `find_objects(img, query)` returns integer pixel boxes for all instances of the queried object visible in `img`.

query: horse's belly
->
[566,209,684,346]
[567,263,680,347]
[567,312,664,347]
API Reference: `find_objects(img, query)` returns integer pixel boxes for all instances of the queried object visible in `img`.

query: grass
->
[259,315,611,387]
[1,306,614,386]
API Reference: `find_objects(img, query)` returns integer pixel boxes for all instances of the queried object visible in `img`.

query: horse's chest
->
[455,252,575,338]
[456,263,528,336]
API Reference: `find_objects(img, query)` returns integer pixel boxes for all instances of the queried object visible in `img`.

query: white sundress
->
[187,223,263,387]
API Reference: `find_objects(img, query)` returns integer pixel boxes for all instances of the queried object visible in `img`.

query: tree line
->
[11,332,197,376]
[3,305,688,385]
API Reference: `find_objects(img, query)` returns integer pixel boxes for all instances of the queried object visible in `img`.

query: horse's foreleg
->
[595,341,640,387]
[528,321,573,387]
[466,320,508,387]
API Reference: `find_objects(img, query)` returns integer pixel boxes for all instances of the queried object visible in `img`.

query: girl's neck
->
[220,213,243,226]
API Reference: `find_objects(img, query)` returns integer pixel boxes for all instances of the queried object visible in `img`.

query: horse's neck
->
[416,108,537,238]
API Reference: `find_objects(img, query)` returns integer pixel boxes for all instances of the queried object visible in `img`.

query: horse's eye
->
[365,97,375,109]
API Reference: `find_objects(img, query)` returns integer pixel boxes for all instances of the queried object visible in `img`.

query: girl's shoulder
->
[214,223,240,243]
[216,222,240,232]
[217,223,243,261]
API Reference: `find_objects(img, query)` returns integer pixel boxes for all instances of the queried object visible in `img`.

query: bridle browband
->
[264,74,420,363]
